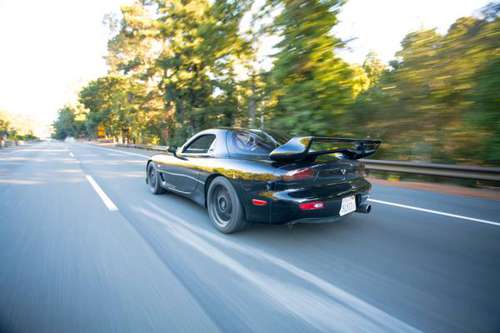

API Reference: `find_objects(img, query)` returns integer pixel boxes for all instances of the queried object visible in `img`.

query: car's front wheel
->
[207,177,246,234]
[147,162,165,195]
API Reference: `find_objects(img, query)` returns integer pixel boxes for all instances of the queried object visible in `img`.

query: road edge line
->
[369,198,500,227]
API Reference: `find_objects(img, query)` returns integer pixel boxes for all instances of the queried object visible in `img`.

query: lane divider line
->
[85,175,118,211]
[369,198,500,227]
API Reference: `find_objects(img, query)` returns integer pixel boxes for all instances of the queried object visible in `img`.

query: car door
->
[164,134,216,194]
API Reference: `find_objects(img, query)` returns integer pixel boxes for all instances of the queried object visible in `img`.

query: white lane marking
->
[85,175,118,211]
[69,152,74,158]
[369,198,500,227]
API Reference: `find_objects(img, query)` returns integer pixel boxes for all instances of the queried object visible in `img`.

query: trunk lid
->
[276,157,362,188]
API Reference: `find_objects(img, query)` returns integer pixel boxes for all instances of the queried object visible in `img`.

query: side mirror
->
[167,145,178,156]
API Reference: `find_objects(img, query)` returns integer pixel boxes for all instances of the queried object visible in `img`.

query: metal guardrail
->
[116,143,169,152]
[115,143,500,182]
[362,159,500,182]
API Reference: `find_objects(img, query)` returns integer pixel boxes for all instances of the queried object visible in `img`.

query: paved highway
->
[1,141,499,333]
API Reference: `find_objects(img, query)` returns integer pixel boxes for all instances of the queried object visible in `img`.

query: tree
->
[362,52,385,88]
[265,0,355,135]
[55,0,499,167]
[105,2,167,143]
[101,0,253,145]
[52,106,86,140]
[0,113,10,137]
[79,76,135,142]
[153,0,252,143]
[349,2,500,165]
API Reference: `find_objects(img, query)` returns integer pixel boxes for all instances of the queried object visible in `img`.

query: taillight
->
[299,201,325,210]
[251,198,268,206]
[283,167,315,181]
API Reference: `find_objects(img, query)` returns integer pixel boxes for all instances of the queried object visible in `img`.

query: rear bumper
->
[269,191,371,224]
[239,177,372,224]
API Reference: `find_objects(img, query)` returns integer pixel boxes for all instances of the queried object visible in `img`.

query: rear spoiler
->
[269,136,381,162]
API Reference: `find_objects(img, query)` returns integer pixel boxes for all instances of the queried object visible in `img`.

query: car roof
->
[202,127,268,134]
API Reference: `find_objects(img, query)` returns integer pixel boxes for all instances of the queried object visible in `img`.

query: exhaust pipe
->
[357,204,371,214]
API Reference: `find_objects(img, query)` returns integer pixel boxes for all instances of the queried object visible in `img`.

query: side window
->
[183,134,216,154]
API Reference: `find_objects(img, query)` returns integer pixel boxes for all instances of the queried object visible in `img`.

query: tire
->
[207,177,246,234]
[147,162,165,195]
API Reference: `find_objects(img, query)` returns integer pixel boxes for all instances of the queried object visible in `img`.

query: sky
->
[0,0,491,136]
[335,0,491,64]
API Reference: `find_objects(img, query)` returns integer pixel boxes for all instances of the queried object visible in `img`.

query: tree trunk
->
[248,74,257,128]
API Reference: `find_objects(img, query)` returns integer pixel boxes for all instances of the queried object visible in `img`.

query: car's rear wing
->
[269,136,381,162]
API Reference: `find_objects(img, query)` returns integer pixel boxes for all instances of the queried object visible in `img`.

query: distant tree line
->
[52,0,500,166]
[0,111,38,142]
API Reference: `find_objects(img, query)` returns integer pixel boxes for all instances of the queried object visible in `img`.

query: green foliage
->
[87,0,253,145]
[0,113,10,137]
[54,0,499,166]
[265,0,354,135]
[468,56,500,163]
[52,106,86,140]
[362,52,385,88]
[0,110,39,141]
[79,76,134,140]
[348,3,500,165]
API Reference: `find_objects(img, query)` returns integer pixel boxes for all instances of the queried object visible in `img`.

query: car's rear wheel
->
[147,162,165,195]
[207,177,246,233]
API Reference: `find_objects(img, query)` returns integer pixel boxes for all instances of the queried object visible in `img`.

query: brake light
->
[283,167,315,181]
[299,201,325,210]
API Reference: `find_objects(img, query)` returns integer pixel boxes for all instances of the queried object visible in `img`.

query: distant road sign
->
[97,124,105,138]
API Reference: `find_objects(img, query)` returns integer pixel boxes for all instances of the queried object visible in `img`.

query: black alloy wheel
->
[207,177,246,233]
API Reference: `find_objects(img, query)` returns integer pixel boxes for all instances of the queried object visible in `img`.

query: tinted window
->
[183,134,216,154]
[227,130,284,158]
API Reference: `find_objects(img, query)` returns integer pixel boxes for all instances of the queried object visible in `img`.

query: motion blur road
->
[1,142,499,333]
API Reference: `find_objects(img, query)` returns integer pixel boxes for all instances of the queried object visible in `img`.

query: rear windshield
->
[227,129,287,159]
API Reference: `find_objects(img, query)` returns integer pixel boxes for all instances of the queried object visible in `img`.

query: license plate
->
[339,196,356,216]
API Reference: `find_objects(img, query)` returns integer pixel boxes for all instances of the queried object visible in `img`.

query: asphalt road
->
[1,141,499,333]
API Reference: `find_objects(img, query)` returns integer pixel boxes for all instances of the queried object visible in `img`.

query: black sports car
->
[146,128,381,233]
